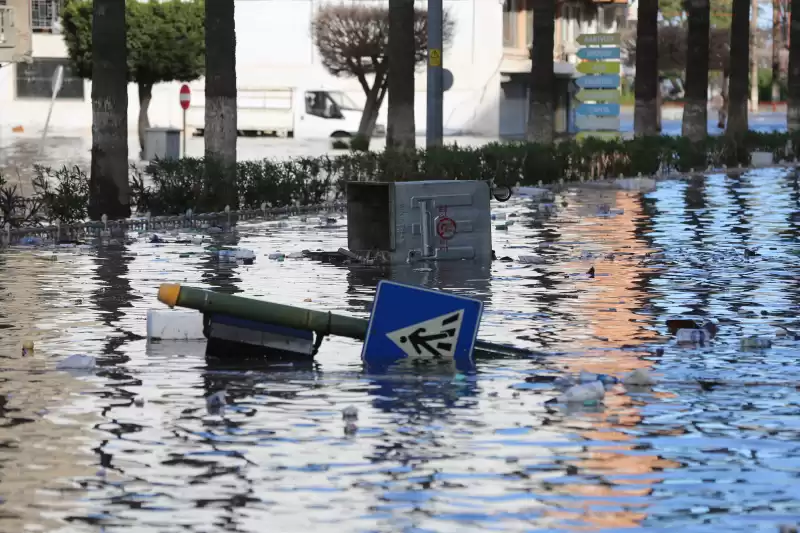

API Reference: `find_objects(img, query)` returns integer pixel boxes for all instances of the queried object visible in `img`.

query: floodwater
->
[1,169,799,532]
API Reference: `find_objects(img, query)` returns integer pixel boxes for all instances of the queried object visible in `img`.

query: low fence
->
[1,201,346,245]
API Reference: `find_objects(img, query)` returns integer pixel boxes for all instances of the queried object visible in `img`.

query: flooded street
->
[0,168,799,532]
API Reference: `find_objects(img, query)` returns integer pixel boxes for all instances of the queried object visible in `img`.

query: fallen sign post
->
[157,283,539,365]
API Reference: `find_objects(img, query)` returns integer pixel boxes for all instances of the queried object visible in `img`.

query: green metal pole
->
[158,283,540,358]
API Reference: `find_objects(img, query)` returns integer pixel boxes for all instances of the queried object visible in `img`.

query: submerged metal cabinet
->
[347,180,492,264]
[143,127,181,161]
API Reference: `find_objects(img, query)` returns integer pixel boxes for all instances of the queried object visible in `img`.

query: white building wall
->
[0,0,503,138]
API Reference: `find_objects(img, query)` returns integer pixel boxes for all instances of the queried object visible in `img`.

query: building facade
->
[0,0,625,140]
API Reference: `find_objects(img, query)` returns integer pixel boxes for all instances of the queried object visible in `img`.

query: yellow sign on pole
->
[576,61,621,75]
[429,49,442,67]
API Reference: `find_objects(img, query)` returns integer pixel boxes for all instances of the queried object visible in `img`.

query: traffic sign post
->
[179,84,191,158]
[362,281,483,371]
[573,33,621,142]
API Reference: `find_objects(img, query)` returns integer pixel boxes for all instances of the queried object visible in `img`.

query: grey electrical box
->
[143,127,181,161]
[347,180,492,264]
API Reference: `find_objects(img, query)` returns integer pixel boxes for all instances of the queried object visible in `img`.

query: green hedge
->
[2,131,796,226]
[134,131,796,216]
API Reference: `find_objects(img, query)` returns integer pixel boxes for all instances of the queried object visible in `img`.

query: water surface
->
[1,169,799,532]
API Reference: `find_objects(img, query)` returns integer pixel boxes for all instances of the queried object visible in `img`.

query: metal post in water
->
[157,283,541,359]
[425,0,443,148]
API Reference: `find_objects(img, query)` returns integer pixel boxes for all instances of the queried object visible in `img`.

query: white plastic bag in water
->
[56,354,96,371]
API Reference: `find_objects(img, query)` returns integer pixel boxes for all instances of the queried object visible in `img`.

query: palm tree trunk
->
[681,0,710,142]
[726,0,750,137]
[772,0,782,103]
[387,0,416,151]
[749,0,759,111]
[788,0,800,130]
[527,0,555,144]
[205,0,237,205]
[634,0,659,136]
[89,0,129,221]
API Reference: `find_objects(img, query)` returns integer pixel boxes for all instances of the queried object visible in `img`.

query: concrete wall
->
[0,0,504,138]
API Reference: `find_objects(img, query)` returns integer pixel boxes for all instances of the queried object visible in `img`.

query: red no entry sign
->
[436,217,457,240]
[179,84,191,110]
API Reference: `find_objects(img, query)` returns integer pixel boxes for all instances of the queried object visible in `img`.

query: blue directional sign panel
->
[575,74,621,89]
[362,281,483,371]
[577,47,621,60]
[576,103,621,117]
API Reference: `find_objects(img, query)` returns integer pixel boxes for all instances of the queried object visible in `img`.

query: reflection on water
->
[1,170,800,532]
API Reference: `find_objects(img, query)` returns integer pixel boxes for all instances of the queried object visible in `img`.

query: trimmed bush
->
[14,131,800,225]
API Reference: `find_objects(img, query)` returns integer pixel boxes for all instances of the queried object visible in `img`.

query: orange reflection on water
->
[543,189,681,530]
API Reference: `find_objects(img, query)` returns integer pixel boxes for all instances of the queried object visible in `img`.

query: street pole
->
[182,108,187,158]
[426,0,443,148]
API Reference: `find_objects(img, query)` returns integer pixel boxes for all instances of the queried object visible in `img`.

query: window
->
[304,91,343,119]
[503,0,518,47]
[16,58,84,99]
[31,0,62,32]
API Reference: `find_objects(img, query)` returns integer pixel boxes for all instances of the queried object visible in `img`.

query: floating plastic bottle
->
[676,328,711,344]
[557,381,605,405]
[218,248,256,264]
[56,354,96,370]
[623,368,656,386]
[740,336,772,349]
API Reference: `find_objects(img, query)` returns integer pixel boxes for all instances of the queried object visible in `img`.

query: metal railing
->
[1,201,346,245]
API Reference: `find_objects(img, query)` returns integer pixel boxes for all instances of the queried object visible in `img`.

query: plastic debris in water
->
[134,397,145,407]
[344,422,358,436]
[19,236,43,246]
[740,336,772,349]
[219,248,256,264]
[556,381,605,405]
[268,252,286,261]
[206,390,227,413]
[286,251,305,259]
[56,354,96,370]
[579,370,618,386]
[492,212,507,221]
[676,328,711,345]
[623,368,656,386]
[342,405,359,421]
[495,224,509,231]
[22,340,34,357]
[518,255,547,265]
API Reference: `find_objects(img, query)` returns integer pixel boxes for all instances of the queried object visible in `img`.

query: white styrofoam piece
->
[147,309,205,340]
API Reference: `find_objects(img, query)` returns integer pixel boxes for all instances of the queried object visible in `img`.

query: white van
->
[186,86,384,140]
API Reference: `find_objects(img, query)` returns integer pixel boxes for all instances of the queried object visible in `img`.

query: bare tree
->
[311,4,453,146]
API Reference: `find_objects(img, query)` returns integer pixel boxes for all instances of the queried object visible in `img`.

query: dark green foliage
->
[31,165,91,225]
[16,131,800,223]
[62,0,205,85]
